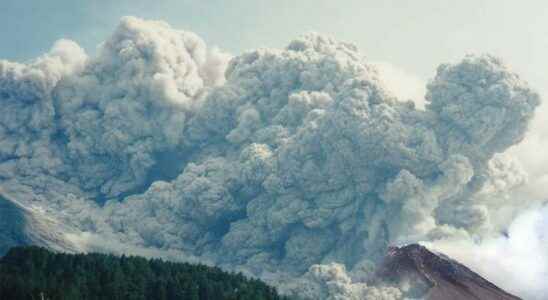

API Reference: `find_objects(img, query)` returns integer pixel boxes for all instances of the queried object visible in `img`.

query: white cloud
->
[425,206,548,300]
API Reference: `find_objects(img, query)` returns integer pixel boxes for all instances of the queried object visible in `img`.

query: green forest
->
[0,246,291,300]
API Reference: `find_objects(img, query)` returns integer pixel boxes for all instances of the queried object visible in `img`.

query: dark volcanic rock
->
[376,244,521,300]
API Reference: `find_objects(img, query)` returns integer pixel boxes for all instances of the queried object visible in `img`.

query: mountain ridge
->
[376,244,521,300]
[0,189,79,255]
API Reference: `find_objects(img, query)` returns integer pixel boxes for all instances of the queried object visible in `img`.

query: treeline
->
[0,246,290,300]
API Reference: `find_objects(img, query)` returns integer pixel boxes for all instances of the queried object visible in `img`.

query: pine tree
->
[0,246,292,300]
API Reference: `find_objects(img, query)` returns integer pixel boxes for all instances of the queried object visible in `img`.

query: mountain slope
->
[0,190,78,255]
[376,244,521,300]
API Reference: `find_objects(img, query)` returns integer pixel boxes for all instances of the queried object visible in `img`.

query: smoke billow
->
[0,17,541,299]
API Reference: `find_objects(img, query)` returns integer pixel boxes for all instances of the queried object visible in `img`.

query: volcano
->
[375,244,520,300]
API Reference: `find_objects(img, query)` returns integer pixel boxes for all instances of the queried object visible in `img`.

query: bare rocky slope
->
[376,244,521,300]
[0,190,78,256]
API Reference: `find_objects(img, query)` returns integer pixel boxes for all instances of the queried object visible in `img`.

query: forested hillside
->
[0,246,289,300]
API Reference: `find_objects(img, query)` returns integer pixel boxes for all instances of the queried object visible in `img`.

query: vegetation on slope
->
[0,246,289,300]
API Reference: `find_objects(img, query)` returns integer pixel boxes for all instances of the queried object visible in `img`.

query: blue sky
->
[2,0,548,87]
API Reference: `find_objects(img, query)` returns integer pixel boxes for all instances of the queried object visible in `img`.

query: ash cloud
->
[0,17,541,299]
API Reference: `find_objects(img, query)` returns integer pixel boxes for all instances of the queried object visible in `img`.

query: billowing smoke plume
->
[284,263,402,300]
[56,17,230,199]
[0,17,541,299]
